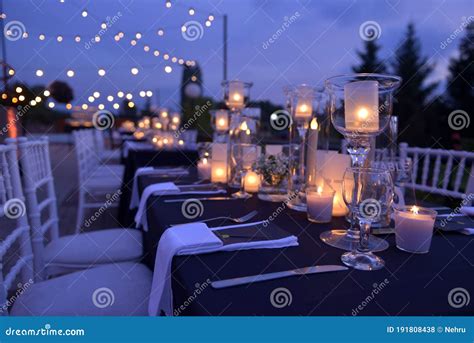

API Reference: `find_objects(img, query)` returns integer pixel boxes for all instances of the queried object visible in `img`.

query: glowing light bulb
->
[36,69,44,77]
[48,102,55,108]
[39,34,45,40]
[131,67,139,75]
[93,91,100,98]
[310,118,318,130]
[67,70,75,77]
[43,90,50,96]
[164,66,172,73]
[82,10,88,17]
[98,69,106,76]
[57,35,63,42]
[15,87,22,93]
[411,206,419,215]
[107,95,114,102]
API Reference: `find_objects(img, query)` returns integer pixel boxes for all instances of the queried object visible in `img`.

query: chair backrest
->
[11,137,60,281]
[399,142,474,200]
[0,143,34,314]
[94,129,106,157]
[73,130,101,184]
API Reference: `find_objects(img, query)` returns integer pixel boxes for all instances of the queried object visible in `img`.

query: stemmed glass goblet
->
[230,143,258,199]
[341,167,394,271]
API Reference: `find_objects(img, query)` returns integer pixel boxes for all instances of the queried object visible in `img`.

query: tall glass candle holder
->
[320,74,401,251]
[210,109,230,143]
[287,85,318,212]
[222,80,253,188]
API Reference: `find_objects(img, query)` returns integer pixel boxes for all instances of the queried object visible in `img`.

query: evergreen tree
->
[446,22,474,139]
[391,23,438,146]
[352,40,387,73]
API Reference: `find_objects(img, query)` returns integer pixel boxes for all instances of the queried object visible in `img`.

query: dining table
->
[136,172,474,316]
[117,139,199,226]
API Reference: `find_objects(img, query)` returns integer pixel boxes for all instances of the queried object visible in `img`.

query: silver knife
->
[164,197,237,203]
[211,265,348,289]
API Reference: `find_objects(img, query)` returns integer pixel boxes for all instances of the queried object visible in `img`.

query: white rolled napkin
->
[134,183,227,230]
[130,167,189,209]
[148,221,299,316]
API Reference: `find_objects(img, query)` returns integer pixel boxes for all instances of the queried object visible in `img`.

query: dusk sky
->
[4,0,472,111]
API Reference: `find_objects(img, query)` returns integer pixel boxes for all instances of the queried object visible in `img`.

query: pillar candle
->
[344,80,379,132]
[228,82,244,108]
[243,171,260,193]
[211,160,228,183]
[215,110,229,132]
[306,118,319,187]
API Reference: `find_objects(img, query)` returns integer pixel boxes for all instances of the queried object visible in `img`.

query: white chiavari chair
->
[94,129,121,162]
[0,142,151,316]
[9,137,143,280]
[73,130,124,231]
[399,142,474,201]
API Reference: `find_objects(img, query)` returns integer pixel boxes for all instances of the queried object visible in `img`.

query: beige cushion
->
[44,229,143,268]
[11,262,151,316]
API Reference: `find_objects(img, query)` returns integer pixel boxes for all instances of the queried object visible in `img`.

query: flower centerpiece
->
[253,154,289,202]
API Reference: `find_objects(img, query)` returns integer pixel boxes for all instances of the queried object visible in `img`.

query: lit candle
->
[211,160,228,183]
[306,186,334,223]
[306,118,319,187]
[243,171,260,193]
[228,82,244,108]
[295,99,312,120]
[215,110,229,132]
[331,180,349,217]
[197,158,211,180]
[344,80,379,132]
[394,206,437,253]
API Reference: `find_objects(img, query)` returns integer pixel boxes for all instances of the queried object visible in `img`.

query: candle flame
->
[232,93,241,101]
[202,158,208,164]
[411,205,419,215]
[317,186,323,194]
[310,118,318,130]
[299,104,308,112]
[357,107,369,120]
[218,118,226,127]
[172,117,180,124]
[161,111,168,118]
[178,139,184,145]
[216,168,224,176]
[240,121,248,131]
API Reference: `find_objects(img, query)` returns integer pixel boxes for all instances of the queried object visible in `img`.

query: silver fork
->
[169,210,258,227]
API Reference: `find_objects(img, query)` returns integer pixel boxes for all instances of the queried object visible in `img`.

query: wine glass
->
[231,143,258,199]
[320,73,401,251]
[341,167,393,271]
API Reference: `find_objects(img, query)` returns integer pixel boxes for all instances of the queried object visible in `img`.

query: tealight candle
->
[215,110,229,132]
[211,160,228,183]
[228,82,244,108]
[306,186,334,223]
[394,206,437,253]
[197,158,211,180]
[344,80,379,132]
[243,171,260,193]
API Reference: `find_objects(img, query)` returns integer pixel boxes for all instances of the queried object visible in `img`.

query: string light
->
[22,32,28,38]
[36,69,44,77]
[126,93,133,100]
[2,93,7,100]
[107,95,114,102]
[117,91,124,98]
[135,32,142,39]
[157,29,164,36]
[128,101,135,108]
[153,50,160,56]
[98,68,106,76]
[82,104,88,110]
[88,96,95,102]
[188,8,195,15]
[81,10,88,17]
[57,35,63,42]
[118,32,124,38]
[98,104,105,110]
[94,36,101,43]
[146,90,153,97]
[130,39,137,46]
[44,90,50,96]
[66,103,72,110]
[165,1,171,8]
[30,100,37,106]
[18,95,25,101]
[144,45,150,52]
[35,96,41,102]
[114,35,120,41]
[165,66,172,73]
[12,97,18,104]
[67,70,75,77]
[172,57,177,63]
[75,35,81,42]
[93,91,100,98]
[113,103,120,109]
[139,91,146,97]
[101,22,107,29]
[15,87,22,93]
[39,34,45,41]
[209,14,215,21]
[163,54,169,60]
[205,20,211,27]
[8,69,14,76]
[131,67,139,75]
[48,102,55,108]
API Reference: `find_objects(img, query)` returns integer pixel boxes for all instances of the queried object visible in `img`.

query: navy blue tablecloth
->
[138,174,474,316]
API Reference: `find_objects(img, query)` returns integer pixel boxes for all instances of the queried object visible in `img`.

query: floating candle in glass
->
[211,160,228,183]
[227,81,245,109]
[344,80,379,132]
[394,206,437,253]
